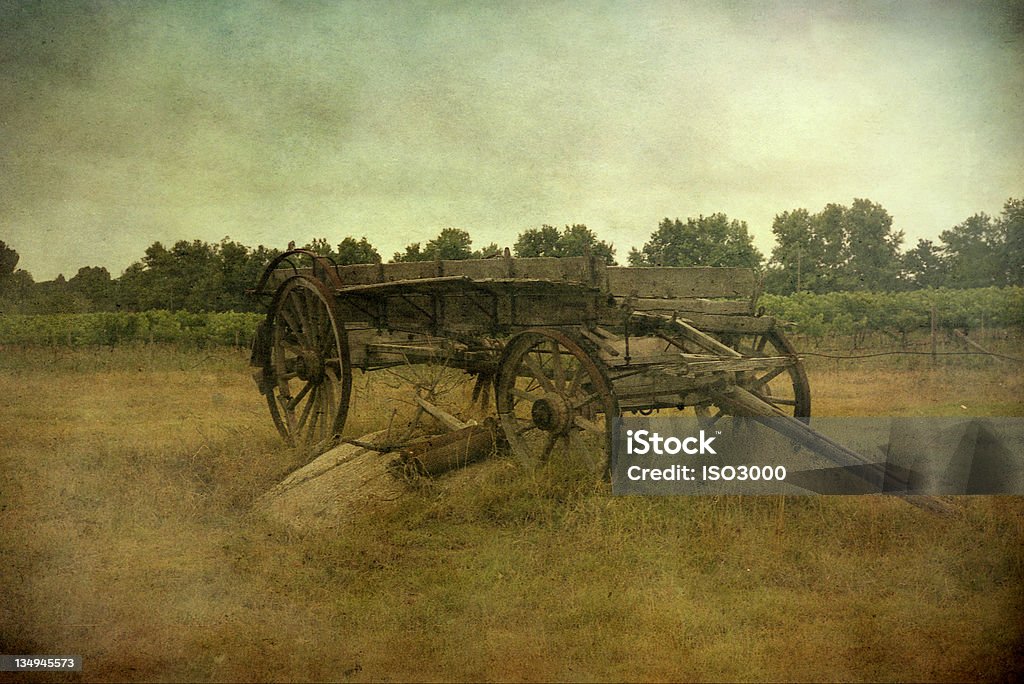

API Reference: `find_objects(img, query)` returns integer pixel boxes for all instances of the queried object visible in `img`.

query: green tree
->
[117,240,223,312]
[472,243,502,259]
[216,237,274,312]
[393,228,476,262]
[998,198,1023,286]
[629,214,762,269]
[301,238,334,257]
[765,209,825,294]
[0,240,19,284]
[939,213,1002,288]
[0,242,34,313]
[336,236,381,265]
[514,224,616,264]
[67,266,116,311]
[901,239,946,289]
[766,200,902,293]
[514,225,561,258]
[813,203,848,281]
[843,198,903,290]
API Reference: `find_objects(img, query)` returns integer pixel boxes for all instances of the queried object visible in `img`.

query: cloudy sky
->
[2,0,1022,280]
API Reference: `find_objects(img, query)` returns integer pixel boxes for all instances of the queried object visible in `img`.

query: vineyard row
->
[0,287,1020,347]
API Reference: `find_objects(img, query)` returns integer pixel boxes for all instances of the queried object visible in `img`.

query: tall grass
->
[1,346,1022,681]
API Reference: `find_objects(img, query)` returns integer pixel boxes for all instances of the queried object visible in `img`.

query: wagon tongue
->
[707,386,952,514]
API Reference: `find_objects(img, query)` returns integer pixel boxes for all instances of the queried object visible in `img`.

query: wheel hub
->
[531,394,572,433]
[294,349,325,382]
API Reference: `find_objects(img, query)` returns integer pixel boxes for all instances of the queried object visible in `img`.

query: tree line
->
[1,197,1020,314]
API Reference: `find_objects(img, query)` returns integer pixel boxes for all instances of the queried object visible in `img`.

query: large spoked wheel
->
[495,329,619,475]
[263,276,352,449]
[698,329,810,424]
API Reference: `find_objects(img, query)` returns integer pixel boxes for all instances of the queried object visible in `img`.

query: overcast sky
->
[2,0,1022,280]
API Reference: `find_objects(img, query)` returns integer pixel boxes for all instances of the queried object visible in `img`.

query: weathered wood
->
[396,421,498,476]
[676,313,776,334]
[705,387,952,514]
[320,256,600,289]
[618,297,753,316]
[440,258,510,280]
[579,327,620,356]
[416,397,475,431]
[254,430,406,530]
[633,313,743,357]
[681,356,793,375]
[954,329,1005,363]
[606,267,756,299]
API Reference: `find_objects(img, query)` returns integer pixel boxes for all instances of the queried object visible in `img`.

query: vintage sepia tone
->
[2,2,1022,681]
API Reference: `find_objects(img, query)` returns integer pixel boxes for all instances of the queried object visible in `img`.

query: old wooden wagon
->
[247,248,832,476]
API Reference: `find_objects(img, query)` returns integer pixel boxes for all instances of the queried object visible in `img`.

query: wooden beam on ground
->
[954,329,1006,363]
[415,397,475,431]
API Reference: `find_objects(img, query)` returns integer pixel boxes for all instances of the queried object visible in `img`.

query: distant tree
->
[393,228,476,262]
[393,242,426,263]
[901,239,946,289]
[939,213,1002,289]
[998,198,1023,286]
[765,209,825,294]
[514,225,561,258]
[0,242,33,313]
[514,224,615,264]
[117,239,223,311]
[25,274,92,314]
[629,214,762,269]
[765,200,902,293]
[425,228,474,260]
[336,236,381,265]
[813,203,848,279]
[67,266,116,311]
[0,241,19,283]
[215,237,271,311]
[472,243,502,259]
[843,198,903,290]
[301,237,334,257]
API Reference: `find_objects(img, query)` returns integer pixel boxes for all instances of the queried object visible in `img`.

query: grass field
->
[1,344,1022,681]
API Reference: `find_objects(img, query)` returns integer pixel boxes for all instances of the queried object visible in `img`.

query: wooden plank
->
[380,262,440,281]
[440,259,510,280]
[606,267,756,299]
[279,256,602,289]
[415,397,474,431]
[632,314,743,357]
[499,256,591,283]
[680,314,777,334]
[618,297,753,315]
[683,356,793,375]
[335,263,381,286]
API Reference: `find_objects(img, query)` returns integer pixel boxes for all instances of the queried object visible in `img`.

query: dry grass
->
[1,344,1022,682]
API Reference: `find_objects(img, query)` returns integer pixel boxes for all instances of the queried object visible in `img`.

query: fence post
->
[930,303,937,365]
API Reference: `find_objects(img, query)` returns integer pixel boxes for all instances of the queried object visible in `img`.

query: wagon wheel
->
[697,329,810,425]
[263,275,352,449]
[496,329,619,475]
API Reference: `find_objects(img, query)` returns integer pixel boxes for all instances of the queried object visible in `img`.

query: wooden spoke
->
[549,340,566,390]
[511,387,543,402]
[522,351,555,393]
[749,364,788,390]
[287,381,314,411]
